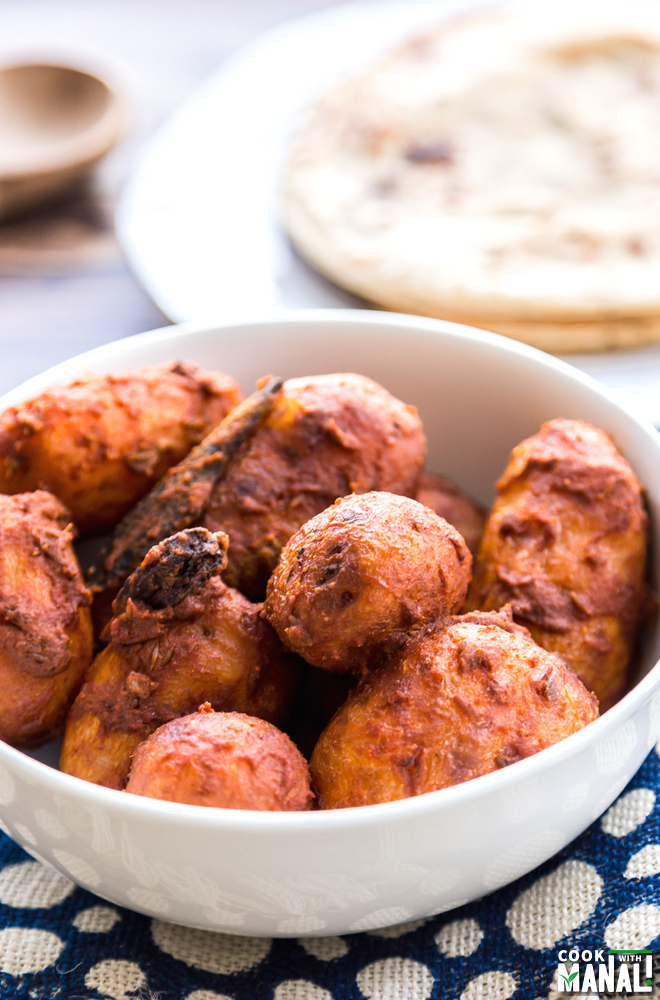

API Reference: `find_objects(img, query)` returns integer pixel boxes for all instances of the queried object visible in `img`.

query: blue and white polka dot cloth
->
[1,749,659,999]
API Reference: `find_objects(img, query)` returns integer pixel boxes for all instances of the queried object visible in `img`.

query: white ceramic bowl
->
[1,310,660,938]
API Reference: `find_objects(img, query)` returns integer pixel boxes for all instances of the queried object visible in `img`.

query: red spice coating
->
[263,491,471,673]
[0,490,92,746]
[0,362,242,533]
[467,418,649,710]
[60,531,299,790]
[203,373,426,600]
[310,608,598,809]
[126,706,313,811]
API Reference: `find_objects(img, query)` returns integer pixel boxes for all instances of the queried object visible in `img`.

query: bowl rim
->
[0,306,639,406]
[2,307,659,832]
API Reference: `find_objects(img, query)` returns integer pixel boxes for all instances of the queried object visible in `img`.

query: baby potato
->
[60,528,300,789]
[416,472,486,555]
[310,609,598,809]
[203,373,426,599]
[0,362,241,533]
[263,491,471,673]
[0,491,93,747]
[467,418,649,710]
[126,705,313,811]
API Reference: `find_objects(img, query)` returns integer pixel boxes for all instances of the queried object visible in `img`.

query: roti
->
[282,1,660,351]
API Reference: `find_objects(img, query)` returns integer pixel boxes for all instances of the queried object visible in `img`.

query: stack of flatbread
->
[282,1,660,353]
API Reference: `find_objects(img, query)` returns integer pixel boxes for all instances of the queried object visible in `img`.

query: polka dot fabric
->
[2,752,660,999]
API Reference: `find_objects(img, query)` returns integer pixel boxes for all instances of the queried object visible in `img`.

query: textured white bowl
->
[1,310,660,937]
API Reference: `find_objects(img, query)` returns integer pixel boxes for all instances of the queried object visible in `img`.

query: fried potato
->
[203,373,426,600]
[60,529,300,789]
[466,418,649,710]
[310,609,598,808]
[126,704,313,811]
[88,376,282,603]
[416,472,486,556]
[0,362,242,533]
[263,491,471,673]
[0,491,93,747]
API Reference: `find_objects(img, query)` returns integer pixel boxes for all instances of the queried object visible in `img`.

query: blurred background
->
[0,0,349,393]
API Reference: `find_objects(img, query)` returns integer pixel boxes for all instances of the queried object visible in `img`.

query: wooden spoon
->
[0,62,125,219]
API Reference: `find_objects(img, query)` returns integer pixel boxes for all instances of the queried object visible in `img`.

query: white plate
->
[117,0,660,427]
